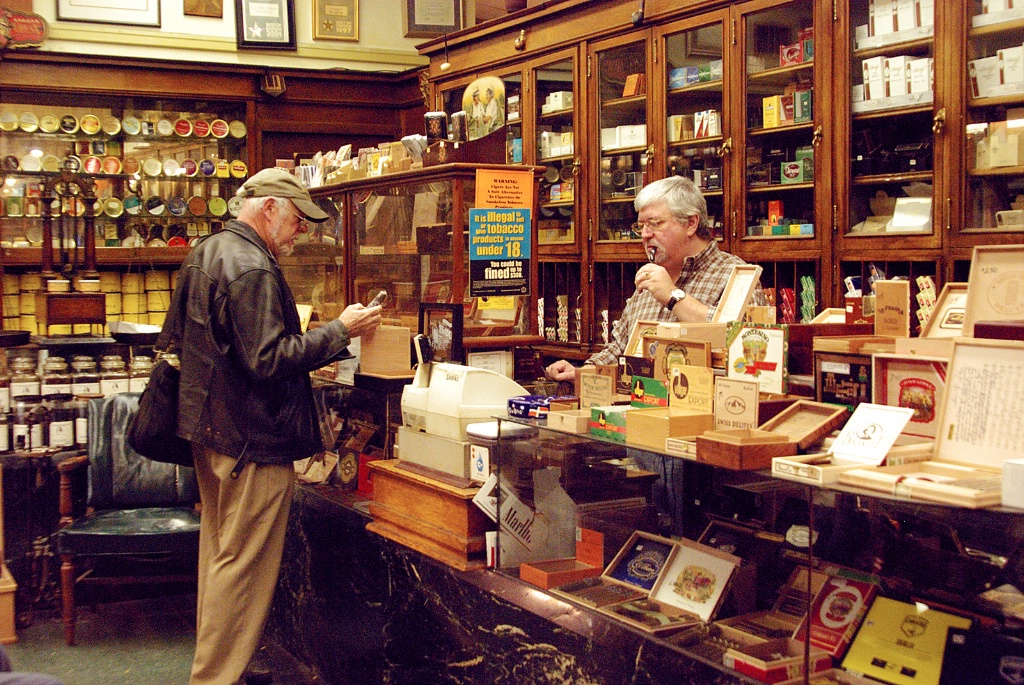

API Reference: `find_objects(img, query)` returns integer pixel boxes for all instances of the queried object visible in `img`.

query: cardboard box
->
[916,0,933,25]
[1004,459,1024,508]
[970,56,1002,98]
[548,90,573,110]
[779,42,803,67]
[600,127,619,150]
[895,0,916,30]
[762,96,782,128]
[780,159,812,184]
[0,565,15,644]
[625,406,714,451]
[862,56,887,99]
[870,0,897,36]
[885,55,913,97]
[794,90,813,122]
[909,57,933,93]
[590,405,632,442]
[1000,45,1024,84]
[617,124,647,148]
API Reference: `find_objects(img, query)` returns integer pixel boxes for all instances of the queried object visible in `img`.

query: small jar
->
[73,395,94,447]
[41,356,71,396]
[0,365,10,414]
[9,357,40,399]
[11,395,45,451]
[71,356,101,396]
[45,393,75,448]
[99,355,129,396]
[128,355,154,393]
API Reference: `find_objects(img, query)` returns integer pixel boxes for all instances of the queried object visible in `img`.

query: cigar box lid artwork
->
[793,573,879,658]
[841,596,971,685]
[726,323,788,395]
[839,338,1024,507]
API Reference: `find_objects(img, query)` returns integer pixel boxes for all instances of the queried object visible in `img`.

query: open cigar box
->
[772,403,928,486]
[839,339,1024,508]
[698,401,848,471]
[723,638,834,684]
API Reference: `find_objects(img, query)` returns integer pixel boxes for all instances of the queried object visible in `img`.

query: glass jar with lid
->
[71,356,101,396]
[158,352,180,369]
[0,361,9,414]
[11,395,46,450]
[41,356,71,396]
[128,355,154,393]
[99,355,129,396]
[10,356,40,399]
[45,393,75,447]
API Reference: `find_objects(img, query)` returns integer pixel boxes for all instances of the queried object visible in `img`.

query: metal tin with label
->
[101,115,121,135]
[228,120,247,138]
[102,156,122,174]
[19,155,40,172]
[103,197,124,217]
[215,159,230,178]
[181,158,198,177]
[227,195,243,217]
[80,114,101,135]
[59,114,79,134]
[156,119,174,136]
[210,119,229,138]
[121,116,141,135]
[39,113,60,133]
[198,159,216,177]
[163,158,180,176]
[208,196,227,217]
[168,196,187,216]
[145,196,166,216]
[83,156,102,174]
[2,155,17,171]
[122,157,141,175]
[142,158,162,177]
[187,196,207,216]
[0,112,17,131]
[123,194,142,215]
[40,155,60,173]
[63,155,82,172]
[173,118,193,137]
[229,160,248,178]
[192,120,210,137]
[18,112,38,132]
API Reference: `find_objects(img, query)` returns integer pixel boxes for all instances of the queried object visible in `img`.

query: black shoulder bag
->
[127,275,193,466]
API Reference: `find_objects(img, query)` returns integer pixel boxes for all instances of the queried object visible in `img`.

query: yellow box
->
[625,406,714,451]
[0,564,17,643]
[762,95,782,128]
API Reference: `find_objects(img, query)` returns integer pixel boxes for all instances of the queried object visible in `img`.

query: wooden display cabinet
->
[309,163,544,351]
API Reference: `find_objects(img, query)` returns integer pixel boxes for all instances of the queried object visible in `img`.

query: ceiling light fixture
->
[440,33,451,71]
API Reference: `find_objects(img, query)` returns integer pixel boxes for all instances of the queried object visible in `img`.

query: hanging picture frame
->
[418,302,464,364]
[236,0,296,50]
[57,0,160,26]
[314,0,358,41]
[404,0,462,38]
[184,0,224,18]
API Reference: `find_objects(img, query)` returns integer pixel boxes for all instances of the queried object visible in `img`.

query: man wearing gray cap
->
[168,168,382,685]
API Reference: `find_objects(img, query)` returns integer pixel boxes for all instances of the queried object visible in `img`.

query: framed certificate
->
[236,0,296,50]
[314,0,358,41]
[404,0,462,38]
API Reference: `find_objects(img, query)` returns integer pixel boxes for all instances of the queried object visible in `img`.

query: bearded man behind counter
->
[545,175,765,382]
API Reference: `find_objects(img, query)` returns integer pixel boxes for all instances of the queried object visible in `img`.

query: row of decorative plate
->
[2,153,247,178]
[0,111,247,138]
[0,193,242,219]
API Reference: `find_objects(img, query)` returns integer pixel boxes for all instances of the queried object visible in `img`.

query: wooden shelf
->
[851,103,933,121]
[538,108,573,120]
[601,94,646,108]
[601,145,648,156]
[746,61,814,86]
[852,171,933,184]
[600,196,637,204]
[667,80,723,96]
[968,165,1024,177]
[970,93,1024,108]
[0,246,191,266]
[747,182,814,193]
[538,154,575,164]
[668,135,723,149]
[540,201,574,209]
[969,16,1024,38]
[853,37,932,60]
[747,122,813,137]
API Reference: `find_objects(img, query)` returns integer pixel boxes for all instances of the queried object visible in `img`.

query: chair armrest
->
[58,453,90,528]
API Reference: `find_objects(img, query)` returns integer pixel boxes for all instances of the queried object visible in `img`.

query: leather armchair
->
[56,393,200,646]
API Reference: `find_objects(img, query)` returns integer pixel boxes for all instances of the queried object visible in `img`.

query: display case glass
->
[661,14,728,243]
[593,35,650,251]
[840,0,939,246]
[310,164,541,344]
[535,56,578,248]
[0,94,248,256]
[739,0,818,244]
[960,2,1024,237]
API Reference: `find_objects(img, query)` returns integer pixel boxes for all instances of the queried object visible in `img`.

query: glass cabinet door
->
[660,13,729,244]
[958,1,1024,242]
[839,0,940,249]
[591,33,651,258]
[534,54,579,249]
[737,0,819,247]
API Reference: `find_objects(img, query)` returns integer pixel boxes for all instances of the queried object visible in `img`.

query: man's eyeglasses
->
[279,202,309,229]
[630,218,671,236]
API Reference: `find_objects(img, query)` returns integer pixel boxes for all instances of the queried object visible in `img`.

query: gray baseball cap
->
[238,167,329,222]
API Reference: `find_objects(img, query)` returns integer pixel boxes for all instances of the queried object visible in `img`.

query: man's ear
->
[685,214,700,237]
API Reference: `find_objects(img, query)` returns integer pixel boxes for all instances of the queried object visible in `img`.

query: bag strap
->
[156,266,188,354]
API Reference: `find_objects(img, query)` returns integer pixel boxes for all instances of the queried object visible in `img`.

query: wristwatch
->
[666,288,686,311]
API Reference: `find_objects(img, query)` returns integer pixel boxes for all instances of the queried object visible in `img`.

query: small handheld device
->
[646,247,656,262]
[368,290,388,308]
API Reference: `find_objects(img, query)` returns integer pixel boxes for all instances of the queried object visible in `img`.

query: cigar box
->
[723,639,833,684]
[759,400,850,451]
[547,409,591,434]
[839,338,1024,507]
[626,406,715,451]
[519,528,603,590]
[696,428,797,470]
[549,530,672,608]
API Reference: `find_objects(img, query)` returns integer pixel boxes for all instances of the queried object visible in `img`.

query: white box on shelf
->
[617,124,647,148]
[909,57,934,94]
[862,56,887,99]
[983,0,1013,12]
[1000,46,1024,84]
[870,0,897,35]
[970,56,1002,98]
[548,91,573,110]
[896,0,916,30]
[851,84,866,102]
[916,0,934,25]
[855,24,869,44]
[600,127,619,150]
[885,56,913,97]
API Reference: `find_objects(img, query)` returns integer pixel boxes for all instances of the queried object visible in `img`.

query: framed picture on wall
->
[404,0,462,38]
[236,0,296,50]
[314,0,358,41]
[184,0,224,18]
[58,0,160,26]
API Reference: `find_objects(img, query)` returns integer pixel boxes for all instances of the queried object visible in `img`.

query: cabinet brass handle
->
[812,125,823,147]
[933,108,946,134]
[645,144,655,165]
[572,157,581,178]
[717,137,733,157]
